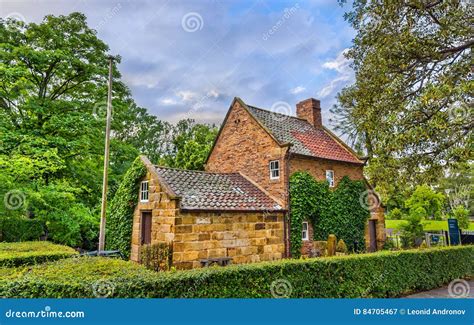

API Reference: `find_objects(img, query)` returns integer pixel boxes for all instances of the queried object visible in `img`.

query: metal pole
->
[98,56,114,252]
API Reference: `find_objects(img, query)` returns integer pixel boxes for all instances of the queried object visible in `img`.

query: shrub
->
[139,243,172,272]
[336,239,348,253]
[0,216,44,242]
[0,241,77,267]
[1,246,472,298]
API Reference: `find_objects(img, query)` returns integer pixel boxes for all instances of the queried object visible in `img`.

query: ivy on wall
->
[289,172,369,257]
[106,157,147,258]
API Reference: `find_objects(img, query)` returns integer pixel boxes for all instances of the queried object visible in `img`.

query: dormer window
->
[140,181,149,202]
[326,170,334,187]
[269,160,280,180]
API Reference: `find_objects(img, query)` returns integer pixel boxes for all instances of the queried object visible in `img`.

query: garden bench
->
[200,257,232,267]
[80,250,124,258]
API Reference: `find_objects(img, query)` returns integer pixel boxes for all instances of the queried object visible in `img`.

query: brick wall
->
[206,101,288,207]
[289,156,364,185]
[172,211,285,269]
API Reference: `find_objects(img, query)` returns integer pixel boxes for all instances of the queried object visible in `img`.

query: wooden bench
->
[200,257,232,267]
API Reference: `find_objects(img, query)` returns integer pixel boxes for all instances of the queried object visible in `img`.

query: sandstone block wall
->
[172,211,285,269]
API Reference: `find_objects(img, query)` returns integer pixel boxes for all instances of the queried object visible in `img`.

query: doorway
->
[369,220,377,252]
[141,211,152,245]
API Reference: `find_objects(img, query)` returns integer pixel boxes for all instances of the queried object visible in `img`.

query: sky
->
[0,0,355,129]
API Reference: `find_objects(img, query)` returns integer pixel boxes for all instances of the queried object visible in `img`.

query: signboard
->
[448,218,461,245]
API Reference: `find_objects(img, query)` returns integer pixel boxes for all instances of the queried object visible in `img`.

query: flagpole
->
[98,55,114,253]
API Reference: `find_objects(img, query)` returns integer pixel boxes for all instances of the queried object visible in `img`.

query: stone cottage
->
[130,97,385,269]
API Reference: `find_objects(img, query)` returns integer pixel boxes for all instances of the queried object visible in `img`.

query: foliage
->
[334,1,473,201]
[139,243,172,272]
[336,239,348,253]
[405,185,445,220]
[0,216,44,242]
[452,205,470,230]
[0,246,472,298]
[400,216,424,249]
[159,120,218,170]
[439,162,473,216]
[289,172,328,257]
[106,157,146,258]
[289,172,369,255]
[0,241,76,267]
[386,207,404,220]
[327,234,337,256]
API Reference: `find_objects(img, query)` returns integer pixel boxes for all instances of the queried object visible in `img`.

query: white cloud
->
[290,86,306,94]
[176,90,198,102]
[160,98,178,105]
[318,48,354,99]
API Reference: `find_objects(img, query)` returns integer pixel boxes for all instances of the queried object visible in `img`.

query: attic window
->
[269,160,280,180]
[326,170,334,188]
[140,181,149,202]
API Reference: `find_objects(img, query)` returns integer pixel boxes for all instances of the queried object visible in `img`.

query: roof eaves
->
[139,156,180,200]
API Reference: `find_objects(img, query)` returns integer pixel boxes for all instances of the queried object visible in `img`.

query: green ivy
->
[290,172,370,256]
[106,157,147,258]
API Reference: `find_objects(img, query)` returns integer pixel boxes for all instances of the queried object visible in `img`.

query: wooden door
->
[141,211,152,245]
[369,220,377,252]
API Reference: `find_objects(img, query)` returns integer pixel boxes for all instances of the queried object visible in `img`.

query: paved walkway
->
[406,280,473,298]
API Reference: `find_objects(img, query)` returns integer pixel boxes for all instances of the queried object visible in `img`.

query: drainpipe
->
[284,148,291,258]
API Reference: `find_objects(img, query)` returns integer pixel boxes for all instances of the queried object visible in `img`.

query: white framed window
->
[269,160,280,180]
[140,181,149,202]
[326,170,335,187]
[302,221,309,241]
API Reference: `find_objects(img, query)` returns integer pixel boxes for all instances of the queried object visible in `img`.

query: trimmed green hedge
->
[0,241,77,267]
[1,246,472,298]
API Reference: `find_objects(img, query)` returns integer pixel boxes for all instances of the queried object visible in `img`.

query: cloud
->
[2,0,355,127]
[318,48,354,99]
[290,86,306,94]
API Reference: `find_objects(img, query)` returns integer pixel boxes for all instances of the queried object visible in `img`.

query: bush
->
[0,216,44,242]
[336,239,348,253]
[1,246,472,298]
[139,243,172,272]
[0,241,77,267]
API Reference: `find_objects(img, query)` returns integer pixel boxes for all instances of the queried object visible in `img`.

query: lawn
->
[385,219,474,231]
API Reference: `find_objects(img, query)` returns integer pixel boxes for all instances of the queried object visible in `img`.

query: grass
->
[385,219,474,231]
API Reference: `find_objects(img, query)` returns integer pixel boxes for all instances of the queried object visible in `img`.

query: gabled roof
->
[244,103,364,164]
[154,166,284,212]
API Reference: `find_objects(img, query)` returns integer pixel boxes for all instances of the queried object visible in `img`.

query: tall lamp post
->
[98,55,115,252]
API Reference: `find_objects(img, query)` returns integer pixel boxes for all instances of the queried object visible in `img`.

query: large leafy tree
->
[334,1,473,199]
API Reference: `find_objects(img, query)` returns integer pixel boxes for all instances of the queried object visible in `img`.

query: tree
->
[335,1,473,198]
[405,185,445,220]
[160,120,218,170]
[452,205,469,229]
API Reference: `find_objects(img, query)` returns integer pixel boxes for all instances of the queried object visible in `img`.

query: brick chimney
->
[296,98,322,128]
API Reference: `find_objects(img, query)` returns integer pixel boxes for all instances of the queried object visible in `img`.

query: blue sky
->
[1,0,355,129]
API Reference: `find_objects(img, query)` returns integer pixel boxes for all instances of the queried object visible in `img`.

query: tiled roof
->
[246,105,363,164]
[154,166,284,211]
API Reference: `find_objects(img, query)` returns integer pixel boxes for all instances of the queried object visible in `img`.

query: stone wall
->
[172,211,285,269]
[130,170,177,262]
[206,101,288,207]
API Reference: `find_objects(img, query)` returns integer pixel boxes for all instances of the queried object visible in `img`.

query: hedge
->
[0,241,77,267]
[0,216,44,242]
[1,246,472,298]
